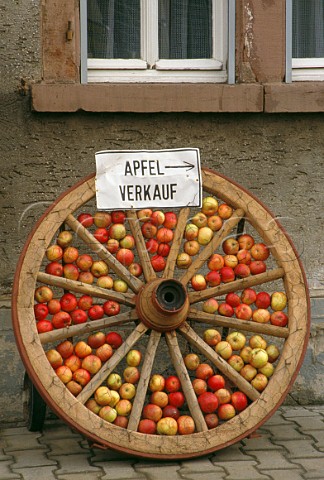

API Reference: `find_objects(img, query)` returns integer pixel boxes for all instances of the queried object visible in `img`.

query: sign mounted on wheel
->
[95,148,202,210]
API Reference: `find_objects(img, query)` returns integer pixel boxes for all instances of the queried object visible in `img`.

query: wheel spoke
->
[180,208,245,287]
[188,308,289,339]
[189,268,285,304]
[163,207,190,279]
[77,322,148,405]
[127,210,156,282]
[178,322,260,401]
[65,214,143,293]
[39,310,139,345]
[165,331,208,432]
[127,330,162,432]
[37,272,136,307]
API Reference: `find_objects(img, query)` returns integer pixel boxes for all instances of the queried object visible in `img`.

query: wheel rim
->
[12,168,310,459]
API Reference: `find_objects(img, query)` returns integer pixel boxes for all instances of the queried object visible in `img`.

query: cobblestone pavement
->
[1,405,324,480]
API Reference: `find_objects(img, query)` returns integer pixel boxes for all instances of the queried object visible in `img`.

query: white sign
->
[95,148,202,210]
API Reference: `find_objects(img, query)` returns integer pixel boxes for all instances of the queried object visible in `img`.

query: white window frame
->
[286,0,324,82]
[81,0,234,84]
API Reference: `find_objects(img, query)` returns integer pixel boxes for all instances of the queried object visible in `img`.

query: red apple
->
[205,413,219,429]
[252,308,271,324]
[88,304,105,320]
[225,292,241,308]
[192,378,208,395]
[141,222,157,239]
[207,374,225,392]
[106,331,123,349]
[45,261,63,277]
[198,392,218,413]
[224,254,239,269]
[103,300,120,316]
[183,240,200,256]
[203,329,221,347]
[107,238,120,254]
[238,234,255,250]
[60,293,78,312]
[111,210,126,224]
[235,303,253,321]
[205,270,221,287]
[168,391,185,409]
[207,215,223,231]
[78,271,94,284]
[94,211,112,228]
[128,262,143,277]
[251,243,270,261]
[74,341,92,358]
[64,354,82,372]
[215,388,231,405]
[63,264,79,281]
[116,248,134,266]
[255,292,271,309]
[207,254,224,271]
[250,260,267,275]
[156,227,173,243]
[162,405,180,420]
[150,391,168,408]
[146,238,159,253]
[96,343,113,362]
[177,415,195,435]
[234,264,251,278]
[46,244,63,262]
[87,331,106,349]
[150,210,165,226]
[52,311,72,329]
[76,254,93,271]
[219,266,235,283]
[151,255,166,272]
[185,223,199,241]
[93,227,109,244]
[236,249,252,265]
[165,375,181,393]
[56,340,74,359]
[218,302,234,317]
[157,243,170,257]
[82,354,102,375]
[77,212,93,228]
[222,238,239,255]
[241,288,257,305]
[142,404,163,422]
[34,303,49,321]
[113,416,129,428]
[231,391,248,412]
[191,274,207,291]
[138,419,157,434]
[47,298,61,314]
[270,311,288,327]
[63,246,79,264]
[55,365,73,384]
[123,366,140,384]
[78,295,93,311]
[137,208,153,222]
[163,212,177,229]
[195,363,214,380]
[37,320,53,333]
[218,204,233,219]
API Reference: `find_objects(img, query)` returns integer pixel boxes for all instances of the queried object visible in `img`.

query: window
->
[290,0,324,81]
[81,0,229,83]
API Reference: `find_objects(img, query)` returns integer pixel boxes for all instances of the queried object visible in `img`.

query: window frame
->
[81,0,231,84]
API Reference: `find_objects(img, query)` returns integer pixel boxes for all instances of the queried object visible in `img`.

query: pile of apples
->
[203,328,281,392]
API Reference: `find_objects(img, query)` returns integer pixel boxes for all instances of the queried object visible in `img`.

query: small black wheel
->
[23,372,47,432]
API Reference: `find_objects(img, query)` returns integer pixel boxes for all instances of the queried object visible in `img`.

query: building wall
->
[1,0,323,424]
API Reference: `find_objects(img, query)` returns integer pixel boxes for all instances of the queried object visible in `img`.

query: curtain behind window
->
[293,0,324,57]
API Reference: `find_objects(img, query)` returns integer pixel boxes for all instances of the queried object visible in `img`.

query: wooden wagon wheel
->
[12,168,310,459]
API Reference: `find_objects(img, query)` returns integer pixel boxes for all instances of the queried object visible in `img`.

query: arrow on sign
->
[164,161,195,171]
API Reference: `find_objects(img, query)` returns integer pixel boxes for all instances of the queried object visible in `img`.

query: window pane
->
[159,0,212,59]
[87,0,140,59]
[292,0,324,57]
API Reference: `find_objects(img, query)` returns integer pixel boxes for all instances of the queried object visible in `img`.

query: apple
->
[162,405,180,420]
[163,212,177,229]
[205,413,219,429]
[110,223,127,240]
[176,252,192,269]
[258,362,275,378]
[231,391,248,412]
[203,329,221,347]
[95,386,112,406]
[215,341,233,360]
[96,275,114,289]
[150,255,166,272]
[224,254,239,269]
[109,390,121,407]
[266,344,280,363]
[201,196,218,216]
[192,212,208,228]
[116,248,134,266]
[251,243,270,261]
[113,279,128,292]
[146,238,159,254]
[106,332,123,349]
[156,227,173,243]
[56,340,74,359]
[218,302,234,317]
[87,331,106,349]
[157,417,178,435]
[192,378,208,395]
[76,253,93,271]
[47,298,61,314]
[138,419,157,434]
[207,254,224,271]
[63,264,79,281]
[37,320,53,333]
[207,374,225,391]
[250,260,267,275]
[218,204,233,219]
[123,366,140,384]
[251,373,268,392]
[184,353,200,370]
[77,212,93,228]
[99,405,118,423]
[74,341,92,358]
[150,391,169,408]
[165,375,181,393]
[107,238,120,254]
[207,215,223,231]
[271,292,287,311]
[236,249,252,265]
[157,243,171,257]
[215,388,231,404]
[78,271,94,284]
[114,416,129,428]
[45,261,63,277]
[56,230,73,248]
[64,354,82,372]
[46,244,63,262]
[202,298,219,314]
[56,365,72,383]
[137,208,153,222]
[222,238,239,255]
[103,300,120,316]
[225,292,241,308]
[128,262,143,277]
[226,331,246,351]
[234,264,251,278]
[235,303,253,321]
[241,288,257,305]
[252,308,271,324]
[218,403,236,420]
[270,311,288,327]
[126,349,142,367]
[72,368,91,387]
[183,240,200,256]
[107,373,123,390]
[249,335,267,350]
[96,343,113,362]
[150,210,165,226]
[91,260,109,278]
[93,228,110,244]
[115,399,132,416]
[141,222,157,239]
[197,227,213,246]
[198,392,218,413]
[195,363,214,380]
[142,403,163,422]
[168,391,185,409]
[85,398,101,415]
[88,304,105,321]
[119,382,136,400]
[52,311,72,329]
[191,274,207,291]
[228,354,245,372]
[93,211,112,228]
[177,415,195,435]
[82,354,102,375]
[219,266,235,283]
[149,374,165,392]
[249,348,268,368]
[255,292,271,309]
[240,346,252,363]
[34,303,49,321]
[185,223,199,241]
[205,270,221,287]
[63,246,79,264]
[111,210,126,224]
[60,293,78,312]
[238,234,255,250]
[240,364,257,382]
[78,295,93,311]
[66,380,82,396]
[46,349,63,369]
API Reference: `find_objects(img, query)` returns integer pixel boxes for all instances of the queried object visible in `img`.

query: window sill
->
[31,83,263,113]
[264,82,324,112]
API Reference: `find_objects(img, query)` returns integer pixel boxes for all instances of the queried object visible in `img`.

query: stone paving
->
[0,405,324,480]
